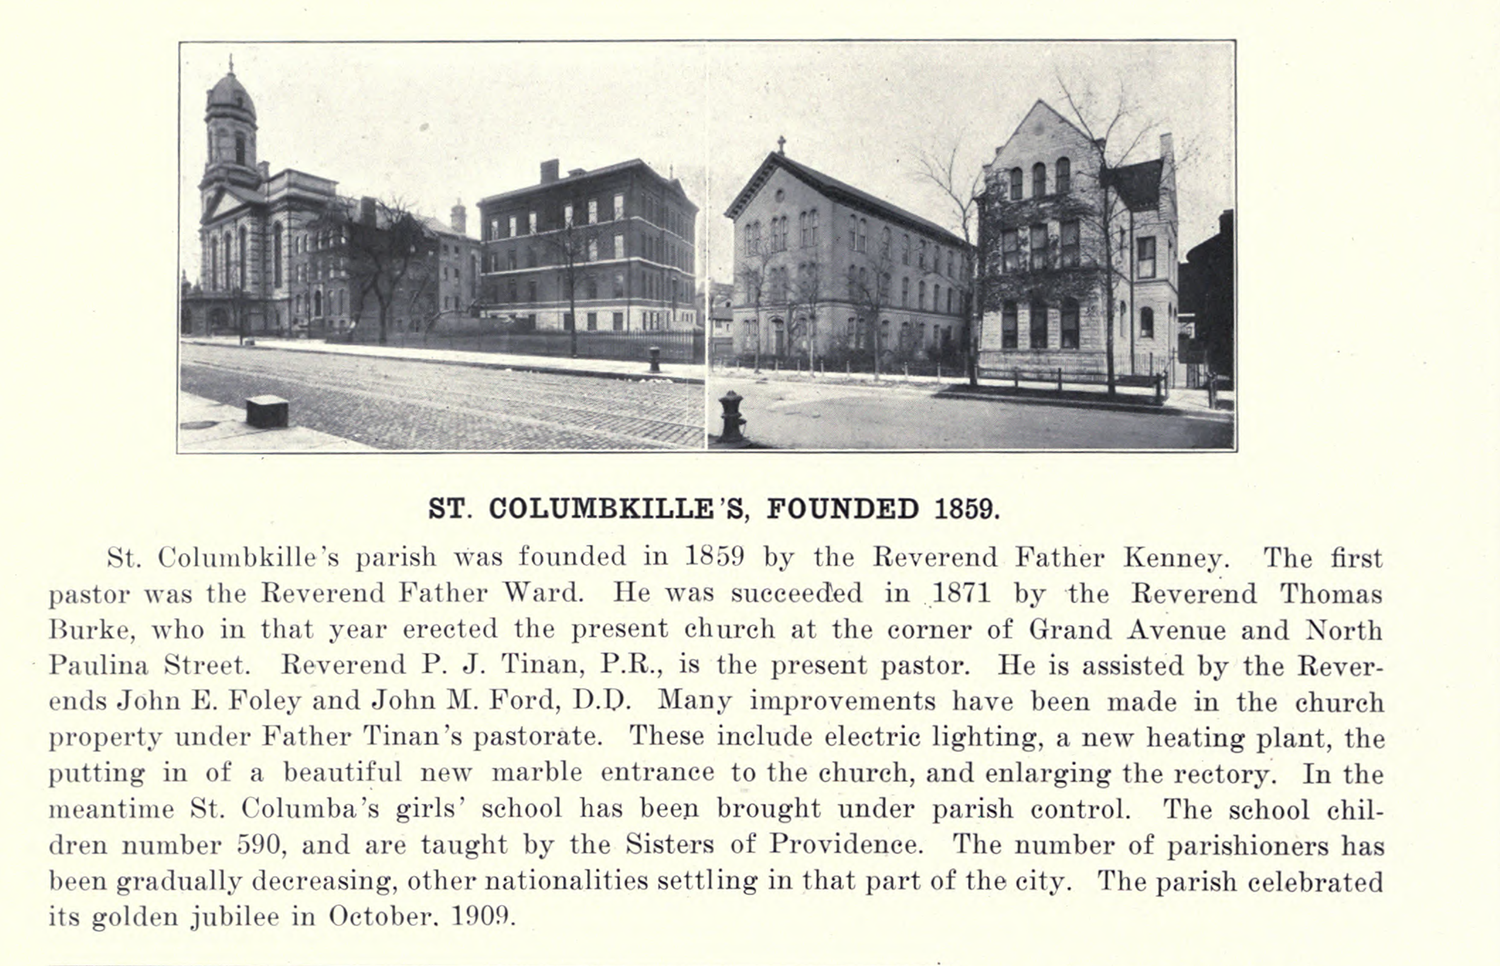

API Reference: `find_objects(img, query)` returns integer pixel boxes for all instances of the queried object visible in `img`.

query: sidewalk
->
[709,363,1235,420]
[178,391,374,452]
[183,335,702,384]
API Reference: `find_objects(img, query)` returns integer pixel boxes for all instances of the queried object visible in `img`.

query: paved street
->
[709,375,1234,450]
[181,342,704,450]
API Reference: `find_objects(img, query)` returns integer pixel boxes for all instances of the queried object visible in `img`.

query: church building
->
[182,64,477,338]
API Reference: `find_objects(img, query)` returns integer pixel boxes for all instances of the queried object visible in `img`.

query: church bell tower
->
[200,58,260,194]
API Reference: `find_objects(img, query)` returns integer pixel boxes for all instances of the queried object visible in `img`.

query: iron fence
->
[341,327,704,364]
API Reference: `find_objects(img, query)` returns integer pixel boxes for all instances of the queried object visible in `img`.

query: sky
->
[180,41,1234,286]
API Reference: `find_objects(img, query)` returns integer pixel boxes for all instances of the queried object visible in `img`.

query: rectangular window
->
[613,234,624,260]
[1030,224,1048,271]
[901,276,910,307]
[588,199,598,224]
[1002,229,1020,273]
[1137,237,1156,279]
[1061,300,1080,348]
[489,217,500,241]
[1030,301,1048,349]
[564,204,574,227]
[587,239,598,262]
[508,215,517,238]
[528,212,537,235]
[613,194,624,220]
[586,311,597,331]
[1002,302,1017,349]
[1060,220,1080,268]
[612,311,624,331]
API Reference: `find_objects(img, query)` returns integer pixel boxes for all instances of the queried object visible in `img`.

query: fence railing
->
[340,327,704,364]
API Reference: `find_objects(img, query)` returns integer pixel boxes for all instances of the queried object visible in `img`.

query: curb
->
[183,339,705,386]
[936,387,1235,421]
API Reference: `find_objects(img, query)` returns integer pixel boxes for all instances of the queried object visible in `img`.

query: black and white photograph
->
[177,41,1233,452]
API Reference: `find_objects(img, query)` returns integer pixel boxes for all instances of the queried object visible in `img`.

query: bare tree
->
[912,133,984,384]
[537,209,596,358]
[736,241,779,371]
[1055,76,1162,395]
[848,245,898,379]
[312,197,437,346]
[786,260,826,372]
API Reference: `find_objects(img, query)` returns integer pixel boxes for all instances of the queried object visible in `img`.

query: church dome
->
[206,70,255,120]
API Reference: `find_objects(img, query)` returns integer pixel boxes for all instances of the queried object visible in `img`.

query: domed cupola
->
[201,58,260,189]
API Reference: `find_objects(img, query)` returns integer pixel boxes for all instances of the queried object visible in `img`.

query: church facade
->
[182,66,477,338]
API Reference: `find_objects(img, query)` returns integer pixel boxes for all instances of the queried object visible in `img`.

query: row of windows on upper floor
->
[485,192,692,242]
[480,232,693,273]
[996,222,1162,280]
[485,266,689,305]
[1000,158,1073,202]
[745,212,964,278]
[206,221,473,292]
[995,299,1171,350]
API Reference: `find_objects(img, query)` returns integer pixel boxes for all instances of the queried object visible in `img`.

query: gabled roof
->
[724,152,966,249]
[995,100,1095,158]
[477,158,695,211]
[1106,159,1164,211]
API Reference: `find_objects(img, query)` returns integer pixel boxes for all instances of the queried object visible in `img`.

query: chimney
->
[540,159,560,184]
[360,196,377,226]
[450,200,467,235]
[1160,133,1173,159]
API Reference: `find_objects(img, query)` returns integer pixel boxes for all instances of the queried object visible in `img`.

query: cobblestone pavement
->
[182,343,704,450]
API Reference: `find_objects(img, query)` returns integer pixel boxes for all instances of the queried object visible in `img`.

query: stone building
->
[183,65,477,339]
[975,101,1178,380]
[723,148,971,367]
[475,159,698,333]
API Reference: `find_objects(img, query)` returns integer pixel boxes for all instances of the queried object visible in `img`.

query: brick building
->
[475,159,698,333]
[723,148,971,367]
[183,66,477,339]
[975,101,1178,379]
[1178,209,1234,380]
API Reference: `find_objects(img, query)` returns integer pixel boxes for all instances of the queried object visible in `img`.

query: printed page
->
[4,5,1498,965]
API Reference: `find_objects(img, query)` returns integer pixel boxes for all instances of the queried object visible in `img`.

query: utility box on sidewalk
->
[246,395,289,429]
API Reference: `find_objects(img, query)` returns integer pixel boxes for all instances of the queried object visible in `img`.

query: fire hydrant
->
[648,346,661,373]
[718,391,747,445]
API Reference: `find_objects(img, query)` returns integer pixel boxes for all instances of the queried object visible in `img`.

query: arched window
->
[1061,298,1080,348]
[849,215,857,249]
[235,132,246,166]
[223,231,232,290]
[918,280,926,310]
[1009,168,1023,201]
[209,236,219,290]
[881,226,891,257]
[313,290,322,317]
[1140,306,1155,338]
[857,219,867,252]
[1030,300,1048,349]
[272,224,283,288]
[1056,157,1071,194]
[1032,163,1047,197]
